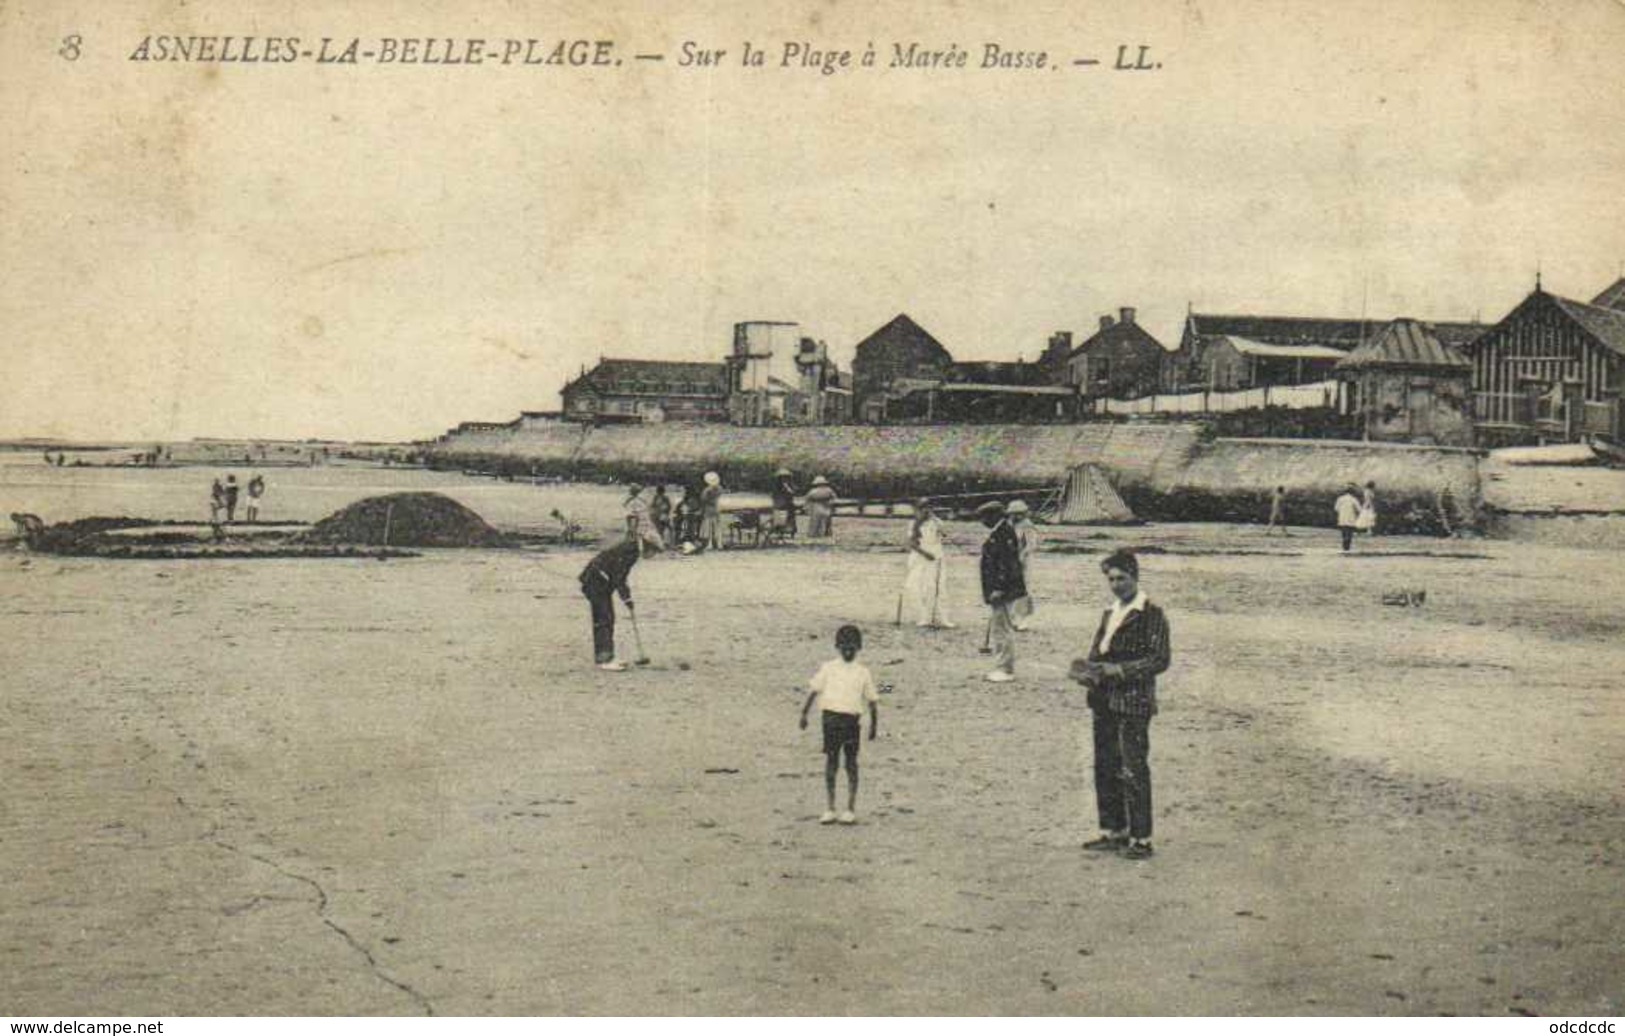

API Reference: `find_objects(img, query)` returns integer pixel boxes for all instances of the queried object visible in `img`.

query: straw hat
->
[975,500,1005,517]
[775,467,791,477]
[1006,499,1030,516]
[811,475,830,487]
[704,471,721,487]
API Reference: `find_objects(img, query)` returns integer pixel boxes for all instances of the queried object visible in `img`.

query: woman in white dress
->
[1008,499,1039,629]
[1356,480,1378,536]
[905,499,954,628]
[804,476,838,538]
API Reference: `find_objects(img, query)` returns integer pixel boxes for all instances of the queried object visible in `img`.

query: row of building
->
[455,276,1625,448]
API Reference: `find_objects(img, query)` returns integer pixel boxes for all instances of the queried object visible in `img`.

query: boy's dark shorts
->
[821,710,861,756]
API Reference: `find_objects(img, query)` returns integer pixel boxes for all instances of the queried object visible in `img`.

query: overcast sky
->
[3,0,1623,442]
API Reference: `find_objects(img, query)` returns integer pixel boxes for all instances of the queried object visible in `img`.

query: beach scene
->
[3,0,1623,1021]
[3,444,1623,1014]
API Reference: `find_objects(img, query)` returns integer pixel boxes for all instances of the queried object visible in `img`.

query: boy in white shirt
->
[799,624,882,825]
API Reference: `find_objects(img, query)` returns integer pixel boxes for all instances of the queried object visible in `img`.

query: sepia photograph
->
[2,0,1623,1020]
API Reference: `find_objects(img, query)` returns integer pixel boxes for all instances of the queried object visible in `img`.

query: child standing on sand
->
[799,625,882,825]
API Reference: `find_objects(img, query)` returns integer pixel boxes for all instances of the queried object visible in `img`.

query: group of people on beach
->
[575,489,1170,859]
[208,473,266,524]
[1331,480,1380,551]
[813,506,1168,855]
[1263,481,1381,550]
[617,469,841,553]
[903,497,1040,637]
[621,474,725,552]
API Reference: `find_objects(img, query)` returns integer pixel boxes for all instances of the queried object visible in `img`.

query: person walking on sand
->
[699,471,723,551]
[1008,499,1039,631]
[1266,485,1287,536]
[978,500,1025,683]
[1357,480,1378,537]
[246,474,266,522]
[578,529,661,671]
[209,477,226,524]
[1334,482,1362,552]
[1071,549,1171,860]
[905,499,954,629]
[804,475,837,538]
[223,475,241,523]
[799,624,882,825]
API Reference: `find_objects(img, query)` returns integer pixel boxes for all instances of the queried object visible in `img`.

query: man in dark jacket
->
[1071,549,1171,859]
[977,501,1026,683]
[579,531,659,671]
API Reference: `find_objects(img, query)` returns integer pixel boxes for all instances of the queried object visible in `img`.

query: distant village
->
[440,275,1625,450]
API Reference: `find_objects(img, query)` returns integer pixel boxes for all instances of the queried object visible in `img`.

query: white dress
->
[1012,520,1038,622]
[905,518,950,626]
[1356,492,1377,533]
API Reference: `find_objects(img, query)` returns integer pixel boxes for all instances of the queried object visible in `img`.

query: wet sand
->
[2,518,1622,1015]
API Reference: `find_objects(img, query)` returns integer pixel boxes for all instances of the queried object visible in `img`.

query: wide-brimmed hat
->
[811,475,830,487]
[627,482,644,495]
[975,500,1005,517]
[1007,500,1030,516]
[704,471,721,486]
[775,467,791,477]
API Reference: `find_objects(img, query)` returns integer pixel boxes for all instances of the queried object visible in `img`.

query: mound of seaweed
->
[299,492,504,547]
[9,515,162,554]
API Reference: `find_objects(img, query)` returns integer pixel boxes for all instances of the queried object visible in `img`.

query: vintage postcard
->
[2,0,1622,1019]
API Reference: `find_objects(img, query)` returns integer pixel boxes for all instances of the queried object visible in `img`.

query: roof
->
[1335,319,1471,371]
[1189,313,1486,352]
[1590,277,1625,312]
[1551,295,1625,359]
[1069,316,1170,358]
[853,313,954,361]
[1213,335,1347,360]
[564,359,729,397]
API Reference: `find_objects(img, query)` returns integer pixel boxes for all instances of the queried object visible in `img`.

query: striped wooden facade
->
[1465,290,1624,444]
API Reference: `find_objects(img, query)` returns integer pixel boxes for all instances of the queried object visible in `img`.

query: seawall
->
[425,422,1482,531]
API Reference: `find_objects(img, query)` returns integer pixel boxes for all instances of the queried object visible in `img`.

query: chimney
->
[1119,306,1136,325]
[1049,331,1073,352]
[1099,315,1115,332]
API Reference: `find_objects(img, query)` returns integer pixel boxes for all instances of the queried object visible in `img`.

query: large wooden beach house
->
[1461,277,1625,446]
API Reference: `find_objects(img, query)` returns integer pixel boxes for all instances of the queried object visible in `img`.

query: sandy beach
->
[3,473,1622,1015]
